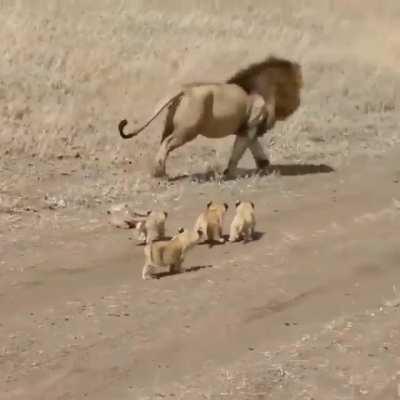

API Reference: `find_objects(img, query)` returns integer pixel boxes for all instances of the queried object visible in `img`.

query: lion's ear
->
[178,227,185,234]
[224,203,229,211]
[207,201,212,208]
[251,201,255,209]
[163,211,168,218]
[235,200,241,208]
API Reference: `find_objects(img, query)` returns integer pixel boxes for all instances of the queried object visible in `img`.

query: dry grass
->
[1,4,400,397]
[1,0,400,226]
[1,0,399,167]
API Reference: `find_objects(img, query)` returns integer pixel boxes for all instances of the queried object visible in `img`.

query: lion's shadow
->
[153,264,213,279]
[168,163,335,183]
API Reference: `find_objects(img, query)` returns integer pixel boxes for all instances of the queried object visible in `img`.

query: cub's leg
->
[169,259,183,275]
[194,218,207,244]
[207,224,225,245]
[250,222,256,240]
[229,219,241,242]
[243,226,252,243]
[216,226,225,243]
[142,263,155,280]
[146,228,161,244]
[142,244,155,279]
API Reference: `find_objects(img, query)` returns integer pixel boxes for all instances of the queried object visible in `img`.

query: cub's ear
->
[235,200,241,208]
[146,210,152,216]
[207,201,212,208]
[251,201,255,209]
[107,210,111,215]
[197,229,204,237]
[178,227,185,234]
[224,203,229,211]
[163,211,168,218]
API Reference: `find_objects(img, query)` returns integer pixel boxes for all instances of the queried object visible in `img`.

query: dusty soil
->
[1,148,400,400]
[1,1,400,399]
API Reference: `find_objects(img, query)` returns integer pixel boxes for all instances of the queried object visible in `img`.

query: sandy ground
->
[1,1,400,399]
[1,147,399,399]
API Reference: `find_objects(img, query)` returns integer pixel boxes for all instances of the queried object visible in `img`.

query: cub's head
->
[107,202,130,215]
[177,227,204,244]
[206,201,228,215]
[146,210,168,222]
[235,200,255,210]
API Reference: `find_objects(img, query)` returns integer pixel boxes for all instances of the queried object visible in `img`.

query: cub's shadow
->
[168,163,334,183]
[198,231,264,246]
[133,236,173,246]
[154,264,213,279]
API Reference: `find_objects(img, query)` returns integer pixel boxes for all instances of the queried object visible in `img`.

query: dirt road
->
[1,147,399,400]
[1,0,400,398]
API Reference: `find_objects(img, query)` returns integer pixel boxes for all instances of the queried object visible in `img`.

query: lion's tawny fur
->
[118,55,303,178]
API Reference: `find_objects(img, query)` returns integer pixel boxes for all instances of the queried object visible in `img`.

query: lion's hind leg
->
[153,127,198,178]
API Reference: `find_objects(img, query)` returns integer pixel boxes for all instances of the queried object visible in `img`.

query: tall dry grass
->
[1,0,399,170]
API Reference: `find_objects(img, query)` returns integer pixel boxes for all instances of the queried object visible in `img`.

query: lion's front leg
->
[249,139,270,172]
[223,135,250,179]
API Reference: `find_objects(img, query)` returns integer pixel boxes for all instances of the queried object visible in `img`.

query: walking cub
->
[142,227,203,280]
[194,201,228,247]
[131,210,168,244]
[229,200,256,242]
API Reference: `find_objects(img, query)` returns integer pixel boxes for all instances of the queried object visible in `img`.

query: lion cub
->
[130,210,168,244]
[142,227,203,280]
[194,201,228,246]
[229,200,256,242]
[107,203,148,229]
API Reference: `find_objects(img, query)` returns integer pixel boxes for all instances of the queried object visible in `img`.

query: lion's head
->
[227,55,303,121]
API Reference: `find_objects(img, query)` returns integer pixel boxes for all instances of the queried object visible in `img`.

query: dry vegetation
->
[1,0,400,206]
[1,1,400,399]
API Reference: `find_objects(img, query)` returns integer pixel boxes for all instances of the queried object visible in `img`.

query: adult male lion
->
[118,56,303,179]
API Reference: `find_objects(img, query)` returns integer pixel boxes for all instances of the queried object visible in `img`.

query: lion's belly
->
[175,84,248,138]
[201,114,244,138]
[201,90,247,138]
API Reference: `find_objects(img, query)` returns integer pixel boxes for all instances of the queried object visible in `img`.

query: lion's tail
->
[118,91,184,139]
